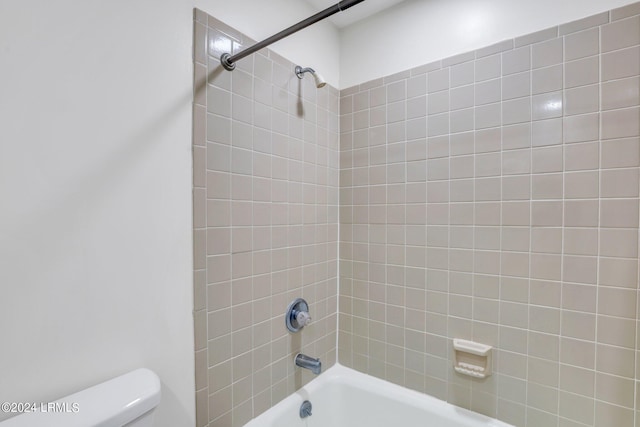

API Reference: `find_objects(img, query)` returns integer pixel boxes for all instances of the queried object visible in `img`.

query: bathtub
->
[244,364,512,427]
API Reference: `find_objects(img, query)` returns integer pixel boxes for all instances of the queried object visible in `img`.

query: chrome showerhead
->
[295,65,326,88]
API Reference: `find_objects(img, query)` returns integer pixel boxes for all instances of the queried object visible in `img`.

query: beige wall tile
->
[600,228,639,258]
[476,54,501,82]
[450,132,474,155]
[564,113,600,144]
[528,356,559,387]
[598,287,637,319]
[503,71,531,99]
[451,61,474,87]
[496,399,526,425]
[503,149,531,175]
[602,77,640,111]
[532,201,563,226]
[562,282,597,313]
[562,310,596,340]
[560,364,594,397]
[565,141,599,171]
[475,103,501,129]
[597,343,635,378]
[502,227,530,251]
[564,200,599,227]
[532,227,562,253]
[516,26,558,47]
[565,56,599,89]
[499,326,528,353]
[602,107,640,140]
[562,256,598,284]
[597,315,636,349]
[503,123,531,150]
[603,46,640,82]
[600,168,640,198]
[612,3,640,21]
[561,337,595,369]
[559,391,594,426]
[531,253,561,280]
[408,75,427,97]
[531,280,561,308]
[388,80,407,101]
[527,382,558,413]
[475,152,501,177]
[602,138,640,168]
[599,257,638,288]
[503,97,532,125]
[530,307,560,336]
[501,252,530,278]
[451,155,474,179]
[533,117,563,147]
[565,171,599,199]
[531,38,563,68]
[565,27,599,61]
[533,173,563,199]
[503,46,531,75]
[502,277,529,304]
[450,85,474,111]
[595,400,634,426]
[499,350,528,378]
[475,79,501,105]
[602,15,640,53]
[476,128,502,153]
[565,84,599,116]
[532,91,562,120]
[601,199,639,228]
[559,12,608,36]
[503,175,531,200]
[564,228,598,256]
[502,201,531,226]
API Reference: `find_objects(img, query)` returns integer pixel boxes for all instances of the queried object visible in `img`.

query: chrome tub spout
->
[295,353,322,375]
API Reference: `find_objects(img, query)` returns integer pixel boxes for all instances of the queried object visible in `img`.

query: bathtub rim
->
[244,362,513,427]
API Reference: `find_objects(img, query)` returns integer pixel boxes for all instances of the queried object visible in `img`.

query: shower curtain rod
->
[220,0,366,71]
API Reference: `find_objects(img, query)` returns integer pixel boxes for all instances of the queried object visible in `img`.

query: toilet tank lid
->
[0,368,161,427]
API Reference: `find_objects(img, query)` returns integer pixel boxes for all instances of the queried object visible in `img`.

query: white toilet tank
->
[0,368,161,427]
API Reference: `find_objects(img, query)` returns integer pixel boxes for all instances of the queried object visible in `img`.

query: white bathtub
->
[245,364,512,427]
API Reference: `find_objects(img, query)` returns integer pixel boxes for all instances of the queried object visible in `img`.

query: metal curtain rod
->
[220,0,366,71]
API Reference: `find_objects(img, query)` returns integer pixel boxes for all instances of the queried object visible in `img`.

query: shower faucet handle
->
[296,310,312,327]
[286,298,311,333]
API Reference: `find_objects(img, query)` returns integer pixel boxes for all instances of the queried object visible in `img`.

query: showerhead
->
[295,65,326,89]
[312,71,326,88]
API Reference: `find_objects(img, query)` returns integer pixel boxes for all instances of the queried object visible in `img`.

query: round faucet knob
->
[285,298,311,333]
[296,311,311,326]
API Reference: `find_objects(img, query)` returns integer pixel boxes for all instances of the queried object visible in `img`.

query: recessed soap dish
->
[453,339,492,379]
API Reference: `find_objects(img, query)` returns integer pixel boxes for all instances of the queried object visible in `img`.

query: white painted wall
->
[340,0,639,88]
[0,1,339,426]
[195,0,341,87]
[0,1,195,425]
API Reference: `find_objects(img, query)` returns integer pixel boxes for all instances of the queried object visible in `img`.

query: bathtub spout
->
[295,353,322,375]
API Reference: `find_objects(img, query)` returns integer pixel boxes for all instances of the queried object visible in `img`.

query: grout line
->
[593,23,602,427]
[524,42,534,427]
[555,26,566,427]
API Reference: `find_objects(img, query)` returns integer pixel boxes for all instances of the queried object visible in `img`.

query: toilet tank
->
[0,368,161,427]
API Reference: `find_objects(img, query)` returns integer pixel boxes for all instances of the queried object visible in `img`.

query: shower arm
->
[220,0,366,71]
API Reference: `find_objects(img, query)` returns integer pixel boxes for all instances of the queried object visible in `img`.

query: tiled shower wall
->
[192,10,339,427]
[338,3,640,427]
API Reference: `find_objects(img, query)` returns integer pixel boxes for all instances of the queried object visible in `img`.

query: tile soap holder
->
[453,339,492,379]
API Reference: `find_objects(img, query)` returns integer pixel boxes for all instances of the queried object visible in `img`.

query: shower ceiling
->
[302,0,406,28]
